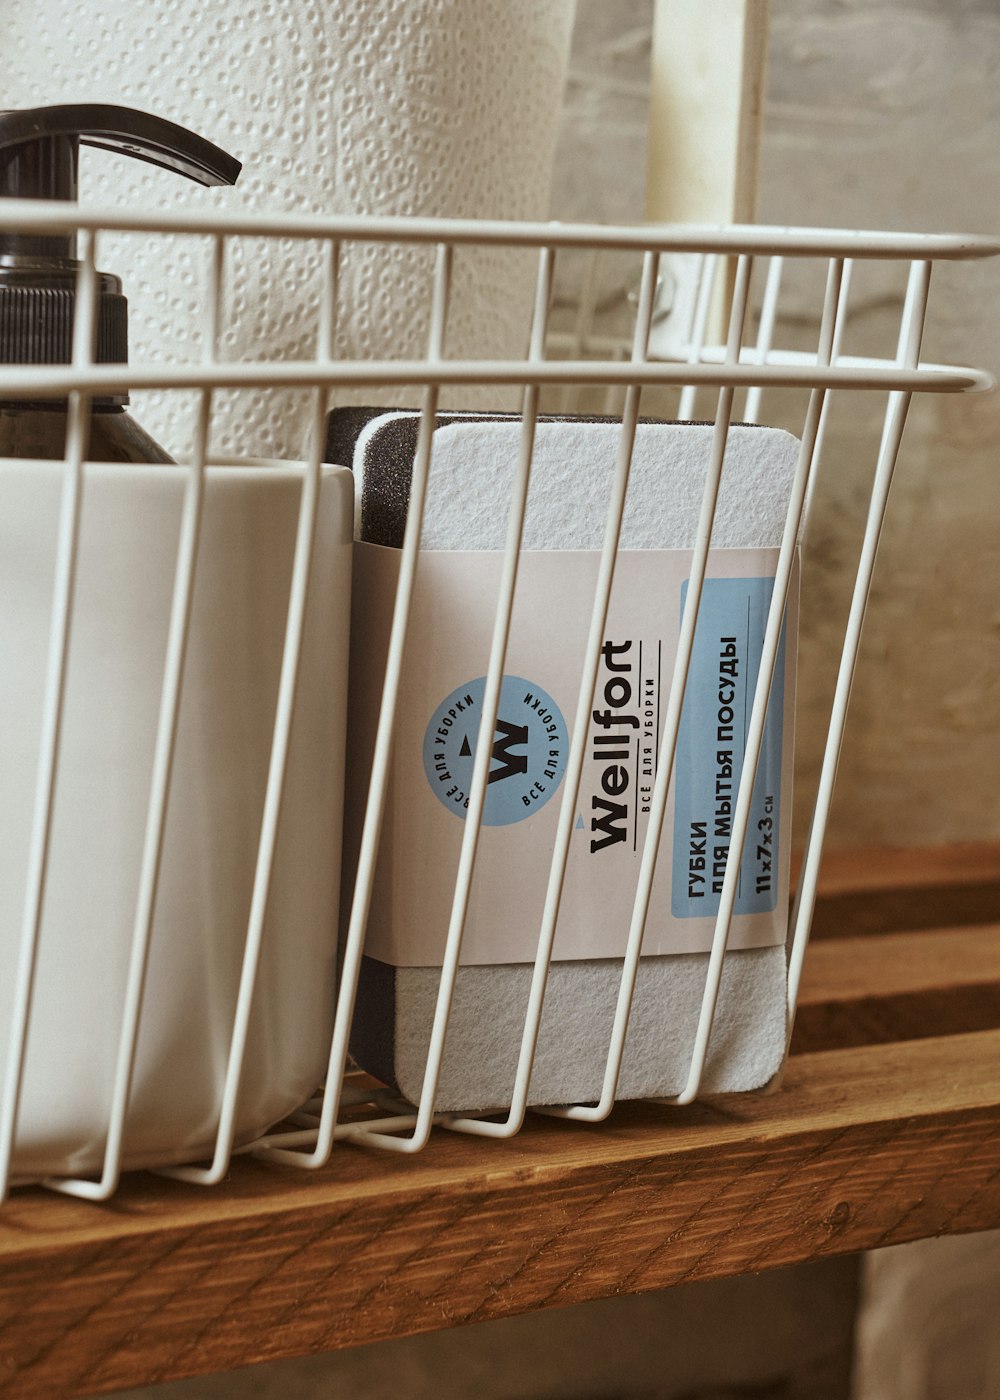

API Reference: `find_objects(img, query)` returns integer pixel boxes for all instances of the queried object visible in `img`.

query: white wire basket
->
[0,200,996,1202]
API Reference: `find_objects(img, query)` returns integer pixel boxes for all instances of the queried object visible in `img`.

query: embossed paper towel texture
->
[5,0,576,460]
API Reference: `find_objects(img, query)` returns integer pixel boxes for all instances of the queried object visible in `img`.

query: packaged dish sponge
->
[332,411,799,1111]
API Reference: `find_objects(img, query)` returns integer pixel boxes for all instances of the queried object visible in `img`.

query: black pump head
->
[0,103,241,376]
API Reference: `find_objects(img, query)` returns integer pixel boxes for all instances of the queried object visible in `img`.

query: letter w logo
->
[488,720,529,784]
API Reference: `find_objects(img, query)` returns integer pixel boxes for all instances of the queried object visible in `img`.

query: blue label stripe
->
[671,578,785,917]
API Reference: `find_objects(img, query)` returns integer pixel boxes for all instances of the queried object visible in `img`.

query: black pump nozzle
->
[0,105,241,260]
[0,104,240,374]
[0,103,242,186]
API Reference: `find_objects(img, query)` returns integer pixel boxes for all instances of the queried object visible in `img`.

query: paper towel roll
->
[5,0,576,460]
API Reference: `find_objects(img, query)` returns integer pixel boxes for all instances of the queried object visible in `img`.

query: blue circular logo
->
[423,675,568,825]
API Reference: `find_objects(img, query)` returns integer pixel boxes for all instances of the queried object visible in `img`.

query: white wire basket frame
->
[0,199,997,1203]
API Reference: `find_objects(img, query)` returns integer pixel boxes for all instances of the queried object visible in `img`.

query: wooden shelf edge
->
[793,925,1000,1052]
[1,844,998,1396]
[807,841,1000,897]
[0,1030,998,1398]
[802,840,1000,938]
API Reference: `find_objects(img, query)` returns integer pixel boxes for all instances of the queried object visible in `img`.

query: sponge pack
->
[331,411,799,1112]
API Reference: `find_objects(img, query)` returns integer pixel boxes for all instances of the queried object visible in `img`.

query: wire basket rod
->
[446,248,662,1139]
[670,258,846,1106]
[0,232,99,1199]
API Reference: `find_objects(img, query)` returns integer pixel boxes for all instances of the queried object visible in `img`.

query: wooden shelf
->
[1,844,998,1399]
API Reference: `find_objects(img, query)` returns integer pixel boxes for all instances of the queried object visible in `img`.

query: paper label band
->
[347,544,798,967]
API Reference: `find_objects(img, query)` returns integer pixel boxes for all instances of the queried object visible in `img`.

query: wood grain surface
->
[793,925,1000,1052]
[802,842,1000,938]
[0,843,997,1398]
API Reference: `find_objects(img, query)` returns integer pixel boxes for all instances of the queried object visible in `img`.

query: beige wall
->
[553,0,1000,850]
[763,0,1000,848]
[553,13,1000,1398]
